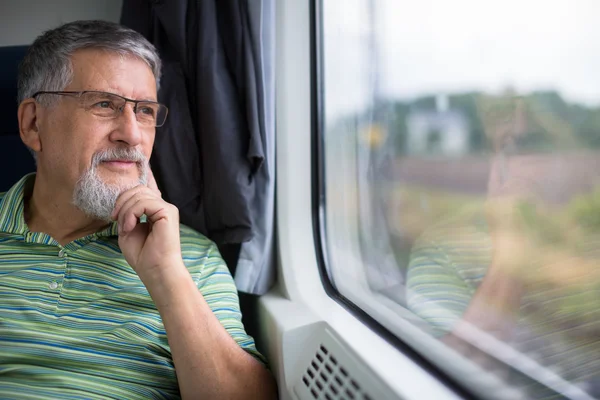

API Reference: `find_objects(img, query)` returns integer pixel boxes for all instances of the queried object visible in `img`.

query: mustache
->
[91,148,147,167]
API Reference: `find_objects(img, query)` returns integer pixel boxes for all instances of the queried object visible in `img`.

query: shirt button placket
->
[53,248,68,292]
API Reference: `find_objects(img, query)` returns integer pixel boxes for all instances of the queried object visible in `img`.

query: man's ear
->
[18,99,42,153]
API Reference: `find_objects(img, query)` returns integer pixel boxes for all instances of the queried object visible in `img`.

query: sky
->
[322,0,600,119]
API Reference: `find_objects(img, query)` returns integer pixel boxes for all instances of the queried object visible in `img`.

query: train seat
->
[0,45,36,193]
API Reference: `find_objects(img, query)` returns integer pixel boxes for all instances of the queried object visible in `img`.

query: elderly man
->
[0,20,277,399]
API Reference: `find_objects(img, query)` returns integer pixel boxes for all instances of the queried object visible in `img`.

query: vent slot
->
[301,343,373,400]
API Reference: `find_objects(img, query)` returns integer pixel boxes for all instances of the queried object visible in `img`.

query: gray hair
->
[18,20,161,105]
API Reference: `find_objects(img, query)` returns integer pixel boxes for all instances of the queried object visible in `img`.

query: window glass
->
[320,1,600,398]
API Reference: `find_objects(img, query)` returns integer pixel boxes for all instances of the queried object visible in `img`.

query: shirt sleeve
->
[192,241,267,365]
[406,237,477,338]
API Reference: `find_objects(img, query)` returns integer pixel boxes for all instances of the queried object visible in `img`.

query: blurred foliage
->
[517,200,566,246]
[514,188,600,262]
[516,194,600,320]
[568,187,600,233]
[391,185,485,241]
[328,90,600,155]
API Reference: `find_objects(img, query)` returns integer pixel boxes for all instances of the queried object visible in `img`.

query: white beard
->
[72,148,148,221]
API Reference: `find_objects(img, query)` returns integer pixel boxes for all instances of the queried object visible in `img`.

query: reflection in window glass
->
[321,1,600,398]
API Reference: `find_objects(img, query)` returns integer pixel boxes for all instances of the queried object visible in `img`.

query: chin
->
[99,171,144,189]
[107,176,141,189]
[72,160,148,220]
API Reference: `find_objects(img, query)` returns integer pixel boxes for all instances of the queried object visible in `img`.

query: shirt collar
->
[96,220,119,238]
[0,173,118,238]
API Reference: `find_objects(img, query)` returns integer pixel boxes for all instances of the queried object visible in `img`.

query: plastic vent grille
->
[302,344,373,400]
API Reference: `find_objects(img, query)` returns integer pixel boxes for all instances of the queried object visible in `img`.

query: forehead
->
[67,48,157,100]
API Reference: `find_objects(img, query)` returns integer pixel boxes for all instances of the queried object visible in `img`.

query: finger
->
[118,198,176,235]
[147,167,162,198]
[117,221,149,267]
[117,193,158,234]
[112,185,157,220]
[112,186,146,220]
[488,155,507,196]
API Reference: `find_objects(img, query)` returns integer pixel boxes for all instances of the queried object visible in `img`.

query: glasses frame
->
[32,90,169,127]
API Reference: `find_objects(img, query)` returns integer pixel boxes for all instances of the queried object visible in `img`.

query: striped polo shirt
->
[407,206,600,397]
[0,174,265,399]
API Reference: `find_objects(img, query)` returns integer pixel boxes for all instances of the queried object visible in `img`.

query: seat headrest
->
[0,46,28,136]
[0,46,36,192]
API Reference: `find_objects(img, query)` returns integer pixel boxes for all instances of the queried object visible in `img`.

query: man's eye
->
[94,101,113,109]
[139,106,155,116]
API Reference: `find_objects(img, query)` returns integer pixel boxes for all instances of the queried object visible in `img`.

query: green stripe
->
[0,175,265,399]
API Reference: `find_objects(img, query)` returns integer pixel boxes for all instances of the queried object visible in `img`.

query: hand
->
[457,174,541,342]
[443,179,537,369]
[111,169,183,280]
[485,170,541,278]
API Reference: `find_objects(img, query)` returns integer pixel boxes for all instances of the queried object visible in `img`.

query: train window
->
[318,0,600,398]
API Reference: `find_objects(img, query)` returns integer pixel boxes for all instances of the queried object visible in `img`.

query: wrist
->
[138,258,190,291]
[483,261,525,291]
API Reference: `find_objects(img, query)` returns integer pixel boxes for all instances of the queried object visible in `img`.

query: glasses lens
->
[82,92,124,117]
[79,92,167,127]
[151,105,168,127]
[135,102,162,126]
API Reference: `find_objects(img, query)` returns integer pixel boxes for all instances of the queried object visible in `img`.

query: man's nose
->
[110,103,143,146]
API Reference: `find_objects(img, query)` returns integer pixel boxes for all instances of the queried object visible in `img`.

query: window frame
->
[309,1,478,398]
[266,0,493,398]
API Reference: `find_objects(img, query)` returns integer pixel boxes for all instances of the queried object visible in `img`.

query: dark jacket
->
[121,0,264,244]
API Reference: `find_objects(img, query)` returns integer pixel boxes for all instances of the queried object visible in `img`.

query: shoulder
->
[411,205,489,254]
[408,205,491,281]
[179,224,219,255]
[178,224,228,273]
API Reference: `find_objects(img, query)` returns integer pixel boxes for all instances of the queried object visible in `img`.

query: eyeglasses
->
[32,90,169,127]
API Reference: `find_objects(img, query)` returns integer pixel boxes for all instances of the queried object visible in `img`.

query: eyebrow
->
[103,88,157,102]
